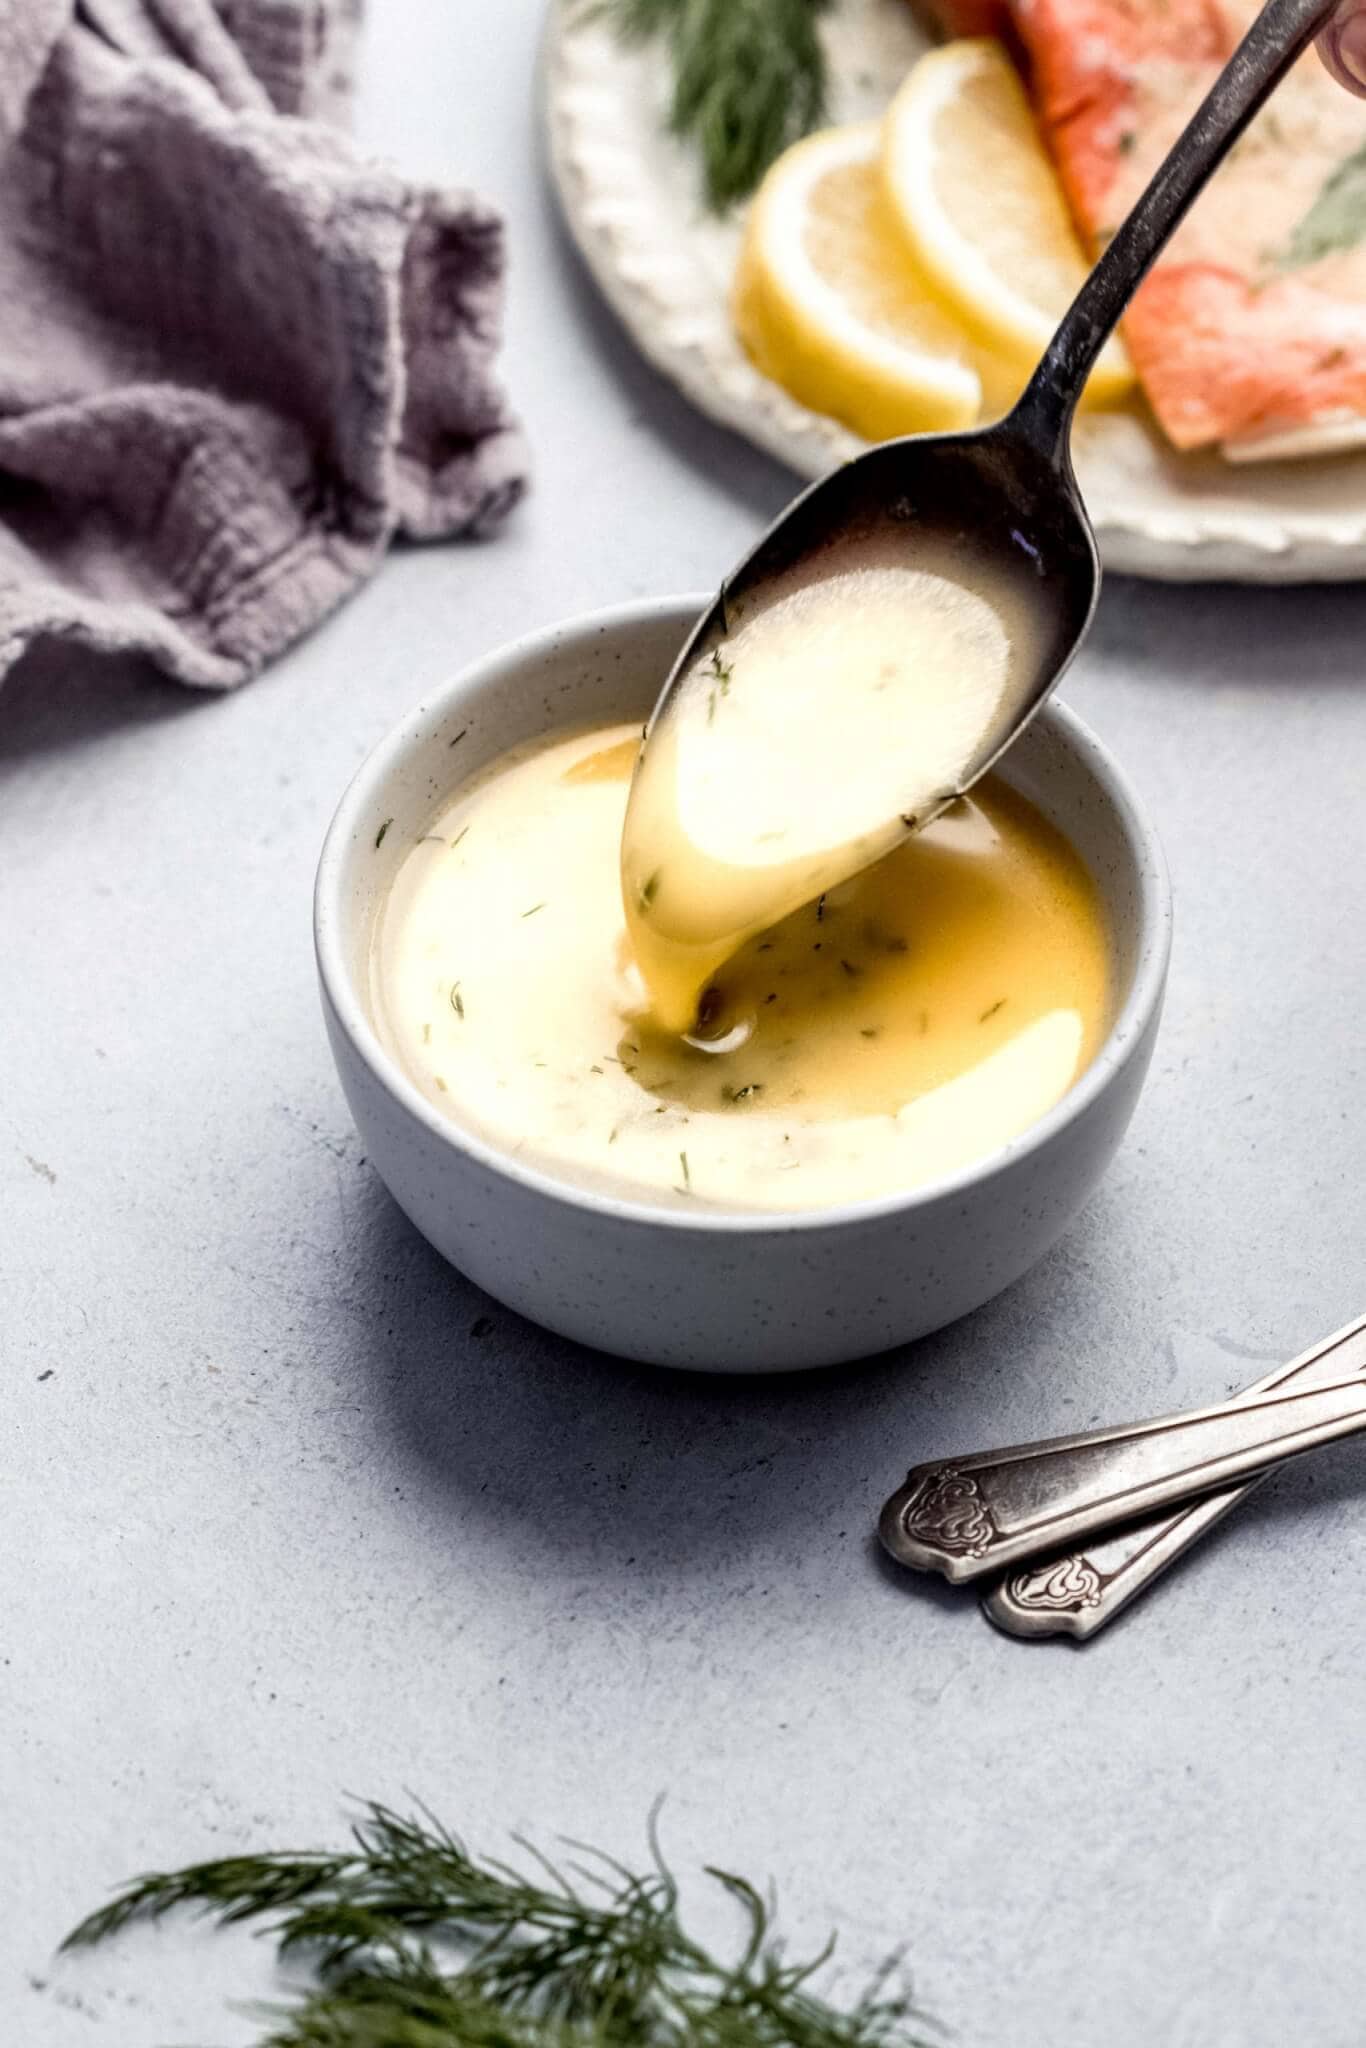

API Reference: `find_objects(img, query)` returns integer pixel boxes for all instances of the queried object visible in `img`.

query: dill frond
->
[64,1802,940,2048]
[604,0,833,209]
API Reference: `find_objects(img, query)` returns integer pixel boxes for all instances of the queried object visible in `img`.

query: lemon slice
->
[882,40,1134,403]
[733,122,982,443]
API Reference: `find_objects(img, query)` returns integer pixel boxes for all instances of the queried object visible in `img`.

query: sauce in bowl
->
[371,720,1109,1212]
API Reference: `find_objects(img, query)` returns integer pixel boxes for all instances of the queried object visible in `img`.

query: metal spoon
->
[983,1310,1366,1639]
[879,1346,1366,1586]
[642,0,1335,844]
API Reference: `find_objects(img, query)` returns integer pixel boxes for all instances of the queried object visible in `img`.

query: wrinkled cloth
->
[0,0,526,691]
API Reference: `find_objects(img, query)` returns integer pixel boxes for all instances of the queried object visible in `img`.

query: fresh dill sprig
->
[63,1804,938,2048]
[603,0,833,210]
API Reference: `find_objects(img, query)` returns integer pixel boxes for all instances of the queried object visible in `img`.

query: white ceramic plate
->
[545,0,1366,582]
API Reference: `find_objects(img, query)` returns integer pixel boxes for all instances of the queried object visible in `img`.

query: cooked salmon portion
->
[914,0,1366,453]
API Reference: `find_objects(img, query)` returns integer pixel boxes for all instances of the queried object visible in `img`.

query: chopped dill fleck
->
[815,893,826,922]
[590,1064,604,1075]
[448,727,468,747]
[639,870,662,910]
[420,834,445,845]
[860,1026,879,1039]
[375,818,393,848]
[450,984,465,1019]
[434,1076,448,1092]
[839,958,862,978]
[708,648,733,695]
[707,688,718,725]
[764,992,777,1005]
[679,1149,692,1189]
[422,1022,431,1044]
[722,1082,763,1103]
[608,1124,622,1144]
[980,998,1007,1023]
[757,941,773,953]
[521,902,546,918]
[450,825,470,850]
[900,812,916,830]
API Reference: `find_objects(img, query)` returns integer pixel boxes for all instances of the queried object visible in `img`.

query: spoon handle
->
[1014,0,1338,456]
[880,1368,1366,1585]
[982,1312,1366,1639]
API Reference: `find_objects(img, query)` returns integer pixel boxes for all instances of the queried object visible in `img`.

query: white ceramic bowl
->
[315,595,1171,1373]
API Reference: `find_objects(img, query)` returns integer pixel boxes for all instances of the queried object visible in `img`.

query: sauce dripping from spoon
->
[621,531,1047,1033]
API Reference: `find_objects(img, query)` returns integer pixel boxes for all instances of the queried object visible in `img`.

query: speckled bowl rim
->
[315,593,1172,1237]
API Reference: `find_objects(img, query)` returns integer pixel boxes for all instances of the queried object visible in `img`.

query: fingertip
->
[1319,8,1366,95]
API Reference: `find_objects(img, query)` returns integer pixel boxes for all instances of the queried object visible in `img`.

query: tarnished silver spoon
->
[640,0,1335,854]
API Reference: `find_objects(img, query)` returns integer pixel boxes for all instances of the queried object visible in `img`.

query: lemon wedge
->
[881,40,1134,404]
[733,122,982,443]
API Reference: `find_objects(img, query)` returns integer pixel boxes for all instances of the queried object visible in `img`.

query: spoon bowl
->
[664,404,1100,834]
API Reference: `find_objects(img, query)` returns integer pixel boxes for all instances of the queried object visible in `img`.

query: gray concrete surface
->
[6,4,1366,2043]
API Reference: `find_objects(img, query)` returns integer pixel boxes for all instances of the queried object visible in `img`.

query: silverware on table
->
[880,1313,1366,1632]
[985,1313,1366,1639]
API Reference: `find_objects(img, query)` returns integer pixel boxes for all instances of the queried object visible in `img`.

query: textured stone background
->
[6,4,1366,2043]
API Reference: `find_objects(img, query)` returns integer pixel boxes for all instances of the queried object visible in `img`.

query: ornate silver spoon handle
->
[880,1360,1366,1586]
[983,1313,1366,1639]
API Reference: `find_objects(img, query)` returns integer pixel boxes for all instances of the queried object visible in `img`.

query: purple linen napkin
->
[0,0,527,692]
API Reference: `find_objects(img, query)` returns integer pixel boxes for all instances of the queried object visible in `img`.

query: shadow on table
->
[1077,571,1366,698]
[342,1168,1113,1583]
[0,637,205,767]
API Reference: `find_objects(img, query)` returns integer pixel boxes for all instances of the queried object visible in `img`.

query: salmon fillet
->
[913,0,1366,454]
